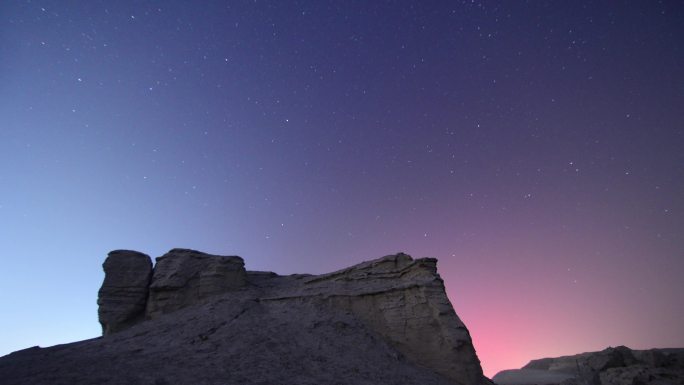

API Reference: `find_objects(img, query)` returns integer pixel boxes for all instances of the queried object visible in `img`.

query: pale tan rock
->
[145,248,246,319]
[97,250,152,335]
[284,253,486,385]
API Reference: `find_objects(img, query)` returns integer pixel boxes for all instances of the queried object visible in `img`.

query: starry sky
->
[1,0,683,377]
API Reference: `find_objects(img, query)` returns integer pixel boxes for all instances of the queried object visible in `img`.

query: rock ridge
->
[492,346,684,385]
[1,248,492,385]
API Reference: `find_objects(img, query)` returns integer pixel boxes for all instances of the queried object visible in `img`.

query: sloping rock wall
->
[0,295,463,385]
[291,254,484,385]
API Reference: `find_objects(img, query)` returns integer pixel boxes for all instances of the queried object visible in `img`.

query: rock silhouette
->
[492,346,684,385]
[0,249,492,385]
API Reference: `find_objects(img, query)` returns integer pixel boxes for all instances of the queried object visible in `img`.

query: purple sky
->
[1,1,683,377]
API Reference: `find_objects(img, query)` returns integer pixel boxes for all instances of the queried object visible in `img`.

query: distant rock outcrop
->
[0,249,492,385]
[492,346,684,385]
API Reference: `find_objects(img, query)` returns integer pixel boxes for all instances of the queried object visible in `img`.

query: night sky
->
[1,0,683,377]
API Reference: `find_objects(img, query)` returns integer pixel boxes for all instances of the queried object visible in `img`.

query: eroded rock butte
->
[2,249,492,385]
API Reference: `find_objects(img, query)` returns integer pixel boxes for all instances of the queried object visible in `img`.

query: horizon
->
[0,245,681,377]
[1,1,683,378]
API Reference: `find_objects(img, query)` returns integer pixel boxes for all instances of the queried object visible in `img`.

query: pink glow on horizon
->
[440,245,684,378]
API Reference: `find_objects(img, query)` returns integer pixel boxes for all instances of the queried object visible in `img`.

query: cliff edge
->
[0,248,492,385]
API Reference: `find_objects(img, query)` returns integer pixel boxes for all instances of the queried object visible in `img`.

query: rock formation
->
[145,248,246,319]
[0,249,493,385]
[97,250,153,335]
[267,253,485,385]
[492,346,684,385]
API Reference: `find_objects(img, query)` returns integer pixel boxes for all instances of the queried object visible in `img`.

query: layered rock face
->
[1,249,491,385]
[97,250,152,335]
[493,346,684,385]
[284,254,484,385]
[97,248,246,334]
[145,248,246,319]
